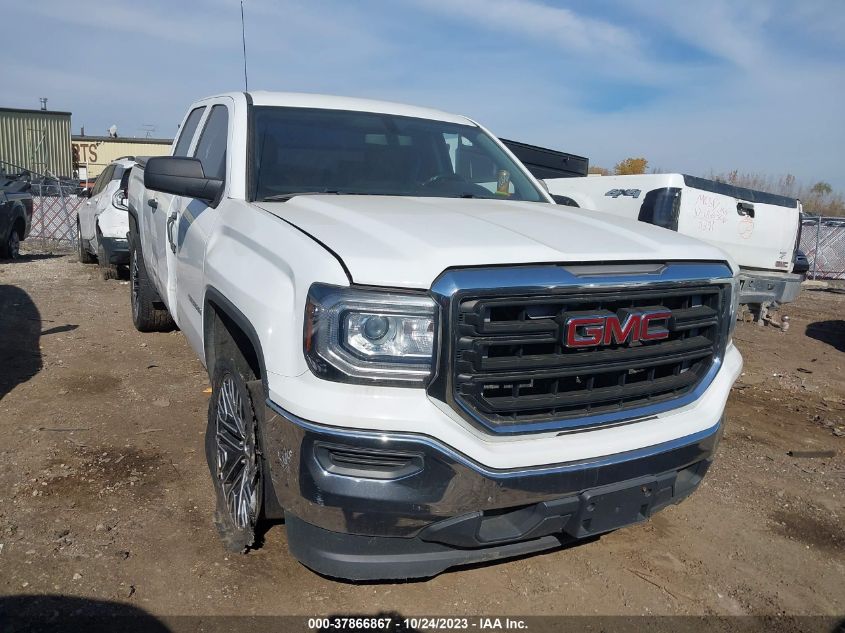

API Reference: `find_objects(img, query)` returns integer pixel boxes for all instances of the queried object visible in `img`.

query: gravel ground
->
[0,249,843,629]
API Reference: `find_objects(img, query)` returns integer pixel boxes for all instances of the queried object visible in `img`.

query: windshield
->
[251,106,544,202]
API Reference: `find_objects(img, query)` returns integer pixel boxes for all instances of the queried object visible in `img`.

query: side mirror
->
[80,188,91,198]
[144,157,223,203]
[538,179,550,193]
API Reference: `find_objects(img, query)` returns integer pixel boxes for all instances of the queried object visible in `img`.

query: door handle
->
[148,198,158,210]
[166,211,177,253]
[737,202,755,218]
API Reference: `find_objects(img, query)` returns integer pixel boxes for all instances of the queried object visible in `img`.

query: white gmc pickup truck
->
[127,91,742,580]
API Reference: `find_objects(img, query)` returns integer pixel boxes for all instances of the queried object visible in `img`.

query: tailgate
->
[678,176,799,272]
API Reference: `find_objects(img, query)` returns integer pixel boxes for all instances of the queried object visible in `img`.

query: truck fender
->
[203,286,268,392]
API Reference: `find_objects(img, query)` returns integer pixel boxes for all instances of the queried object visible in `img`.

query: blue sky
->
[2,0,843,189]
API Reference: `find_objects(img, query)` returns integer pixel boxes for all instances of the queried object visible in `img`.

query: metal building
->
[0,106,73,177]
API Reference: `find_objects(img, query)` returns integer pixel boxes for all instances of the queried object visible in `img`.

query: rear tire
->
[77,221,96,264]
[129,235,174,332]
[97,235,120,280]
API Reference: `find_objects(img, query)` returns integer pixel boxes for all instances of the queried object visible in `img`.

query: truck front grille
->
[429,263,732,435]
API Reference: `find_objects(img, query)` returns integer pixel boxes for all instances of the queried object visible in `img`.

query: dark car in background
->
[0,177,33,259]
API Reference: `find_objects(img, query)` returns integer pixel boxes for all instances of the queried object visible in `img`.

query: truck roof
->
[200,91,473,125]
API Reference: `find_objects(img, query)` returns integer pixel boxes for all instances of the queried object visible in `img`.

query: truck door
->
[146,106,206,304]
[171,100,230,356]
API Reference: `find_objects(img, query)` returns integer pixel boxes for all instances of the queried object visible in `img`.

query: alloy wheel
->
[215,375,259,530]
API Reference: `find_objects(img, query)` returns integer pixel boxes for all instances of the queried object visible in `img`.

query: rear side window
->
[173,107,206,157]
[193,105,228,181]
[638,188,682,231]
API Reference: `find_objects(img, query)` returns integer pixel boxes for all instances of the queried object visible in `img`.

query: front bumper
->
[262,400,723,580]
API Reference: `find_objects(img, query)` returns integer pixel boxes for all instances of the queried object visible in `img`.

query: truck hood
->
[256,196,734,289]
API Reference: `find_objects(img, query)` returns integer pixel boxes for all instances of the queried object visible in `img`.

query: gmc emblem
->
[563,308,671,348]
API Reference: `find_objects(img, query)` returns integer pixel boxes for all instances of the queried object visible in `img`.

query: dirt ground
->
[0,250,843,624]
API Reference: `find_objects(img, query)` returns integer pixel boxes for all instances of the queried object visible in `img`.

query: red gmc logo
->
[563,308,672,348]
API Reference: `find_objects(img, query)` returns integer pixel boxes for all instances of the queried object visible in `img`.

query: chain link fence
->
[800,217,845,280]
[28,183,85,249]
[2,160,83,250]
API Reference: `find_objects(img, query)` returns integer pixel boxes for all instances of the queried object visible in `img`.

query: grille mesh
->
[452,285,725,430]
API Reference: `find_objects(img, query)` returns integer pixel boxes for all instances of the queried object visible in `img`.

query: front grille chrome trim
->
[427,262,734,436]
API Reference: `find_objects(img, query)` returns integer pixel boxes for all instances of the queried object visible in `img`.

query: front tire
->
[205,357,264,553]
[129,236,174,332]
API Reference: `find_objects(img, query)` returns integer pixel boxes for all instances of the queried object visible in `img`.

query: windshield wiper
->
[261,190,342,202]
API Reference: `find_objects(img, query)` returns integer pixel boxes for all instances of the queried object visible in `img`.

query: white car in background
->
[77,157,134,279]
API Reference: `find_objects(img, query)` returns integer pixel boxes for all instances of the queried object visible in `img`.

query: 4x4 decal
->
[605,188,642,199]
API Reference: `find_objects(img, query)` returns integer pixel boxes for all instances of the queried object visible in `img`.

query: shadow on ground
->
[806,320,845,353]
[0,284,42,399]
[0,594,171,633]
[3,252,65,263]
[0,596,425,633]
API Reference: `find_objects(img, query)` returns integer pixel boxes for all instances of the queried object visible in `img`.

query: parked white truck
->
[127,92,742,580]
[545,174,806,319]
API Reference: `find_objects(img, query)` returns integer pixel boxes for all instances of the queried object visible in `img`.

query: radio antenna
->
[240,1,249,91]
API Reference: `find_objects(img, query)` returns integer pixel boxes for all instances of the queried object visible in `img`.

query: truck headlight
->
[728,275,740,344]
[304,283,437,386]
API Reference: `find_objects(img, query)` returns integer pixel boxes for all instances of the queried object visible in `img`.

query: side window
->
[88,173,105,196]
[91,166,113,196]
[193,105,228,181]
[110,166,124,182]
[173,107,206,157]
